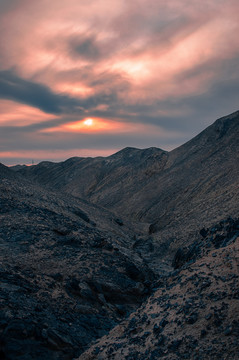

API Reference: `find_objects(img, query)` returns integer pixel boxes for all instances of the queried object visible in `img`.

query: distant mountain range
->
[1,110,239,359]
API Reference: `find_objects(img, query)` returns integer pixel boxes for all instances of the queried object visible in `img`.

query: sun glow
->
[84,118,93,126]
[43,117,126,133]
[65,117,124,132]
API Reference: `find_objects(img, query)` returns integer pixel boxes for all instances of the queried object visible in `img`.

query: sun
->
[84,118,93,126]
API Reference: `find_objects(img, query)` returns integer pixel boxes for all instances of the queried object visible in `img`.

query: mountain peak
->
[212,109,239,138]
[109,146,166,160]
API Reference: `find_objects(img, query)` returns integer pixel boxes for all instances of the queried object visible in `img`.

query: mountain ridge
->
[13,110,239,271]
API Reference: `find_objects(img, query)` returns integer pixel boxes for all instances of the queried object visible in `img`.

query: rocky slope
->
[0,165,154,359]
[78,218,239,360]
[14,146,168,220]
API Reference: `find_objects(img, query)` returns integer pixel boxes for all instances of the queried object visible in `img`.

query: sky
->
[0,0,239,165]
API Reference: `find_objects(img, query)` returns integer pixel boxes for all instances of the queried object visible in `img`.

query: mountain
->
[2,110,239,359]
[0,165,154,359]
[14,146,168,217]
[15,110,239,271]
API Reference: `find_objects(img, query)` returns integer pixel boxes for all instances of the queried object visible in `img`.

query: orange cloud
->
[0,100,58,126]
[55,83,94,97]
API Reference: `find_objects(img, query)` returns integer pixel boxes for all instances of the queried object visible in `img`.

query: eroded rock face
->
[78,219,239,360]
[172,217,239,269]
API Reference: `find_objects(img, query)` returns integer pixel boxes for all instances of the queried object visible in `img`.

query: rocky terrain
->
[0,165,154,359]
[78,218,239,360]
[1,110,239,359]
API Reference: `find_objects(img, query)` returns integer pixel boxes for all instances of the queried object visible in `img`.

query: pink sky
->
[0,0,239,164]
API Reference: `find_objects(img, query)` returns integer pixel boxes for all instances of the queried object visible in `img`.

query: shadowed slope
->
[0,166,154,359]
[15,147,168,214]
